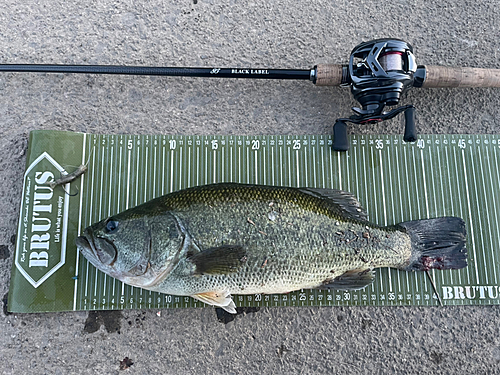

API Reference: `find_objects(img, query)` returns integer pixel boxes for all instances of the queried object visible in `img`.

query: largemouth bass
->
[76,183,467,313]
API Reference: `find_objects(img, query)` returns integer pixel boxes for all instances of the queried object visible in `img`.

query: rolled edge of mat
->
[422,65,500,88]
[315,64,344,86]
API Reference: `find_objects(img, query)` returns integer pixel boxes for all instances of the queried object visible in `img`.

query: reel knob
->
[403,106,417,142]
[332,120,349,151]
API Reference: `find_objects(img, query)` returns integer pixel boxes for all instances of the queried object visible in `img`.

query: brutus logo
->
[16,152,70,288]
[442,286,500,300]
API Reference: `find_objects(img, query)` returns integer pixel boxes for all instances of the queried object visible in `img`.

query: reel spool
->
[332,39,420,151]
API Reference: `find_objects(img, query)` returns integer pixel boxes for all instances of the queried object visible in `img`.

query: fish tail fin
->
[398,217,468,271]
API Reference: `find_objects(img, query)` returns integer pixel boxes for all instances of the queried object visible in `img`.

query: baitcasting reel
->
[331,39,422,151]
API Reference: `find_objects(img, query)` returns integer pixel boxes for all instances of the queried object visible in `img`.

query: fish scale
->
[155,184,411,296]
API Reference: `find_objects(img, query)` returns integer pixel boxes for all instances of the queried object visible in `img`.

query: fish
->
[76,183,467,314]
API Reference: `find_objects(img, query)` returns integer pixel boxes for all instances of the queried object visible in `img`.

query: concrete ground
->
[1,0,500,373]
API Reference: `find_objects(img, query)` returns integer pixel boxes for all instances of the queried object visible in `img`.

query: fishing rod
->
[2,38,500,150]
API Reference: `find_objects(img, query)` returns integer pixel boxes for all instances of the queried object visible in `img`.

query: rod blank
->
[0,64,313,80]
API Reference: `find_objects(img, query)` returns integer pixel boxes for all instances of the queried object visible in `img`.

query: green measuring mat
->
[8,130,500,313]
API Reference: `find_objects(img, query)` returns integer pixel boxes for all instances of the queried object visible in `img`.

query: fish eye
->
[105,219,119,233]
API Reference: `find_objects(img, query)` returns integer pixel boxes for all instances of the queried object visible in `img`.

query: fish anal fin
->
[300,188,368,221]
[189,245,246,275]
[192,291,236,314]
[318,269,375,290]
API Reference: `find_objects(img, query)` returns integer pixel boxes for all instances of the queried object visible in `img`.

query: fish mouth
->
[76,232,101,268]
[76,228,153,285]
[76,234,95,260]
[76,227,118,268]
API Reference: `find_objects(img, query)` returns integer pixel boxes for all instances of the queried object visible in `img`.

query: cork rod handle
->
[314,64,346,86]
[422,65,500,88]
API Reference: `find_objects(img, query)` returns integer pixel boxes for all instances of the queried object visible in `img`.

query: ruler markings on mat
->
[8,132,500,313]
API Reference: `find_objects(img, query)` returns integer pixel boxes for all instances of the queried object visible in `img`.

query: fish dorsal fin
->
[188,245,246,275]
[318,269,375,290]
[299,188,368,221]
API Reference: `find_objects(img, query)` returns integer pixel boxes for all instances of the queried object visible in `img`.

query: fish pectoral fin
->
[318,269,375,290]
[192,291,237,314]
[299,188,368,221]
[188,245,246,275]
